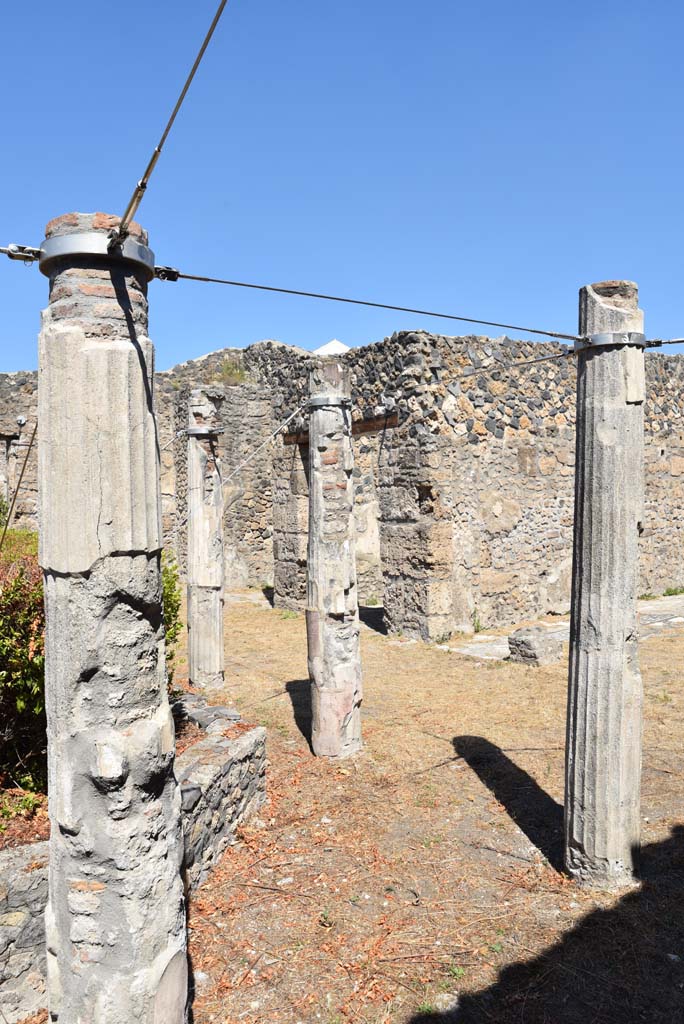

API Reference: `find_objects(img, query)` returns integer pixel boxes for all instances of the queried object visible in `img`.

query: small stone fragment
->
[508,626,562,666]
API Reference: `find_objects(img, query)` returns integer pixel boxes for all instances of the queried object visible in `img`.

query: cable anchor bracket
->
[1,244,42,264]
[155,265,181,282]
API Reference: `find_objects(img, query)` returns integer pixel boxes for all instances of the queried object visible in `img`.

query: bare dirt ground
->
[0,788,49,852]
[179,593,684,1024]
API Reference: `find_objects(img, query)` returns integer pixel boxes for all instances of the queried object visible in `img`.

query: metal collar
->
[39,231,156,281]
[576,332,646,351]
[307,395,352,409]
[184,427,225,437]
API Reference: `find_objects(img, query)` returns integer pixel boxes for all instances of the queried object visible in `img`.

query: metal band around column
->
[307,395,352,410]
[575,332,646,351]
[184,427,225,438]
[39,231,156,281]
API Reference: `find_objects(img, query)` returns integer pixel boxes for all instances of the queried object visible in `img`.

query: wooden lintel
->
[283,411,398,446]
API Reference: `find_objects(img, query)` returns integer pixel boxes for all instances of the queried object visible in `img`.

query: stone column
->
[186,388,225,691]
[565,280,645,888]
[38,213,187,1022]
[306,360,363,758]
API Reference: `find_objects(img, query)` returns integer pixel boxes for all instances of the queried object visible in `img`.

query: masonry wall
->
[0,372,38,528]
[229,332,684,637]
[3,335,684,639]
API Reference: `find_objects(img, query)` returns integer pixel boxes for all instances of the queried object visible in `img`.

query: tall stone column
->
[565,280,645,888]
[38,213,187,1022]
[306,359,363,758]
[186,388,225,691]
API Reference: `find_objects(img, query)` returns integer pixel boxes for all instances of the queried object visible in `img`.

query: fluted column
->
[186,388,225,691]
[306,359,363,758]
[38,213,187,1022]
[564,280,645,888]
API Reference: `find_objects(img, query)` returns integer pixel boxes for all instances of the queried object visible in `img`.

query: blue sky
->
[1,0,682,371]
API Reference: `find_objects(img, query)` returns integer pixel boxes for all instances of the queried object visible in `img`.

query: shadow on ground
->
[453,736,564,871]
[285,679,312,750]
[410,742,684,1024]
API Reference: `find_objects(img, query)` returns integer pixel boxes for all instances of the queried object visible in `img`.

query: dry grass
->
[182,595,684,1024]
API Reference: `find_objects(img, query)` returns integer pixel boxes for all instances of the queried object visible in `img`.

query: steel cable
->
[113,0,230,243]
[156,269,585,343]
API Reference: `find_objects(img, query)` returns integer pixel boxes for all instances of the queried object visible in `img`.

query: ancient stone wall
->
[4,333,684,639]
[175,717,266,890]
[0,372,38,528]
[434,334,578,632]
[155,349,276,589]
[0,842,48,1023]
[233,331,684,637]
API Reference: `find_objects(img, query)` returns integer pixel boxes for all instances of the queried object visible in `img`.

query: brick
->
[78,283,119,299]
[91,212,147,242]
[45,212,79,236]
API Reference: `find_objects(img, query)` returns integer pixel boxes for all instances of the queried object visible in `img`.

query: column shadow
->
[452,736,564,871]
[408,825,684,1024]
[285,678,313,750]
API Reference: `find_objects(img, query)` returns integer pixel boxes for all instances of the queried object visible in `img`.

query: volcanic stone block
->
[508,626,562,666]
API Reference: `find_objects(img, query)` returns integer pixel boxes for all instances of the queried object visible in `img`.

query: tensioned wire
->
[113,0,231,242]
[158,269,585,343]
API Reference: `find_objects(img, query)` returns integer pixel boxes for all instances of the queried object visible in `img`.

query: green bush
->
[161,552,183,684]
[219,356,247,385]
[0,532,46,790]
[1,529,38,561]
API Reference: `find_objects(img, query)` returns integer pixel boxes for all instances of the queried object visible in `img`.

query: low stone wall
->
[0,842,48,1022]
[0,704,266,1024]
[175,697,267,890]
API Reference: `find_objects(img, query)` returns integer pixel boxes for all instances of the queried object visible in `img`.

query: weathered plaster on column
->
[39,213,187,1022]
[565,280,645,888]
[186,388,225,691]
[306,360,363,758]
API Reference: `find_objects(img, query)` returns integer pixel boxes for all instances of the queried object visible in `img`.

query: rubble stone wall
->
[177,722,267,891]
[3,335,684,638]
[0,842,48,1024]
[0,371,38,529]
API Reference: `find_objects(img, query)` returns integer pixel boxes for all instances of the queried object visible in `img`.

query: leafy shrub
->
[0,531,46,790]
[0,536,184,792]
[161,552,183,685]
[1,529,38,560]
[219,356,247,385]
